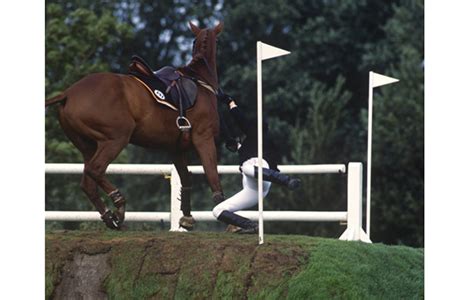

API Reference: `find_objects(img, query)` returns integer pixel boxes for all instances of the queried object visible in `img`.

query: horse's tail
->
[45,93,67,107]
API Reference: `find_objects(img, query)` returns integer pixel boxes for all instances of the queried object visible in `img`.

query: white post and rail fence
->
[45,162,371,243]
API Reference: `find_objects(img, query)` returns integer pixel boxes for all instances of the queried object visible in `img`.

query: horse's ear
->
[189,21,201,36]
[214,21,224,35]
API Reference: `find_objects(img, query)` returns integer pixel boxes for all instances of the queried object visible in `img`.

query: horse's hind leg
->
[58,119,109,218]
[172,153,195,230]
[65,134,116,226]
[85,138,129,229]
[80,173,107,214]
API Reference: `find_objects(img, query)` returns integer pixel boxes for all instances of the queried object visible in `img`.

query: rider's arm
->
[228,101,250,134]
[219,108,233,141]
[217,89,250,134]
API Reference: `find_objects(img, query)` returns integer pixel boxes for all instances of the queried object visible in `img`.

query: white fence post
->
[339,162,371,243]
[169,167,184,231]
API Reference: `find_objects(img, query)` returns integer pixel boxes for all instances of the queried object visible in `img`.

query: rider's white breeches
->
[213,158,272,218]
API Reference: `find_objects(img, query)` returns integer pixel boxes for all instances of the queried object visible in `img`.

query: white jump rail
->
[45,163,370,242]
[44,211,347,222]
[45,164,346,174]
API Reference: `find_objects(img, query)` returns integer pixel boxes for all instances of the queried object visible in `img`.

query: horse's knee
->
[84,162,105,180]
[80,175,96,196]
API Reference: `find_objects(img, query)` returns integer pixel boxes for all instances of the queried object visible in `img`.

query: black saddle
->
[128,55,198,119]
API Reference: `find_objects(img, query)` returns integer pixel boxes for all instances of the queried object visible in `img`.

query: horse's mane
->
[181,29,218,89]
[187,29,210,68]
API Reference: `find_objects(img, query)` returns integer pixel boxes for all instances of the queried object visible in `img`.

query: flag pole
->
[367,71,373,238]
[366,71,399,240]
[255,41,290,245]
[257,41,264,245]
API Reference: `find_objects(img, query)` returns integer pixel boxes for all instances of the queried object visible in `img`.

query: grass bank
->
[45,230,423,299]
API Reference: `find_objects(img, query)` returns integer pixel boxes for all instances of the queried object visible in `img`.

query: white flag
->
[371,71,399,88]
[260,42,290,60]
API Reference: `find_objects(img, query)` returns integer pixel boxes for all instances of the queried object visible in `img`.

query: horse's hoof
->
[179,215,195,230]
[103,219,120,230]
[114,207,125,224]
[101,210,121,230]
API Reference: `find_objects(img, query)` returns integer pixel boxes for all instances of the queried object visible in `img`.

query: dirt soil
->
[45,230,310,299]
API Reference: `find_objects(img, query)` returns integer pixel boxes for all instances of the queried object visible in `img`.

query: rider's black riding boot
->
[217,210,257,234]
[255,167,302,190]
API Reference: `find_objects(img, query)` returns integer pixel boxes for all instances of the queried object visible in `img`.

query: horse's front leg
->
[172,153,195,230]
[193,137,225,205]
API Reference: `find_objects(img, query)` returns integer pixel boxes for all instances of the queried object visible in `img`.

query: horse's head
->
[189,21,223,59]
[187,21,223,89]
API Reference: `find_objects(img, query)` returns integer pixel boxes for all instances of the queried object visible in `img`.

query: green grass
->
[45,231,423,299]
[286,238,424,299]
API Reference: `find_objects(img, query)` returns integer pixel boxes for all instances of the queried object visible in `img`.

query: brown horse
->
[45,22,225,230]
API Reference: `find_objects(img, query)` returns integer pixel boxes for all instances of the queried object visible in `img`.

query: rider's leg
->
[213,158,271,232]
[240,158,301,190]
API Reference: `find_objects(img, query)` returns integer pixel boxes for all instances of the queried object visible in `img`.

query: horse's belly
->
[129,134,170,149]
[129,126,192,151]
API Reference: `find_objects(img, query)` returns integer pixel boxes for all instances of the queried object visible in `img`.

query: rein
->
[199,56,219,93]
[196,79,217,94]
[181,57,218,95]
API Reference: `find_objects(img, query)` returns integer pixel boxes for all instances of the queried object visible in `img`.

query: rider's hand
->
[225,138,239,152]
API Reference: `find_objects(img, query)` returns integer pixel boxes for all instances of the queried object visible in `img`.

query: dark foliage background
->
[45,0,424,247]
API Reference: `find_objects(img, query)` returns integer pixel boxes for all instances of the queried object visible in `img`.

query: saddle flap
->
[179,78,198,107]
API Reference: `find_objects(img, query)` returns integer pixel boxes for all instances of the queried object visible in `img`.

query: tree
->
[217,0,423,246]
[46,3,134,162]
[266,77,352,236]
[360,0,424,246]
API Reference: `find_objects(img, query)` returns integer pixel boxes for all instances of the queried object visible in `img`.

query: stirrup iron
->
[176,116,192,131]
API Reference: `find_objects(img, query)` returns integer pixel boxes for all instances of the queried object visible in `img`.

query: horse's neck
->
[186,56,218,89]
